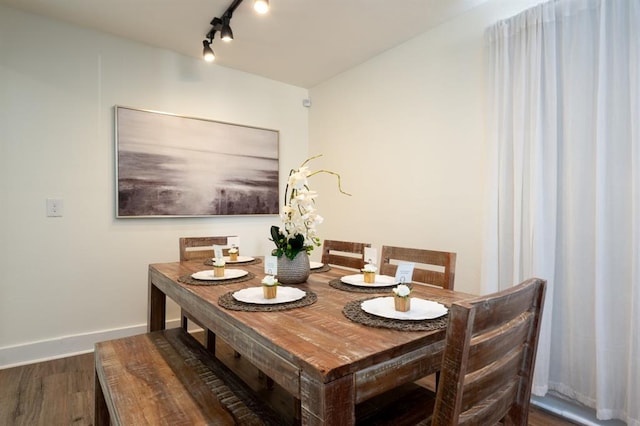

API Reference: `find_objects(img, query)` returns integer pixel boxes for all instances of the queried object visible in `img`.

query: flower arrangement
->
[228,246,239,261]
[362,263,377,284]
[393,284,412,312]
[270,155,350,260]
[212,258,226,277]
[261,275,279,299]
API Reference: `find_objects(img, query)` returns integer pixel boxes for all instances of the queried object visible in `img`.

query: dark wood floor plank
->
[0,353,95,426]
[0,336,575,426]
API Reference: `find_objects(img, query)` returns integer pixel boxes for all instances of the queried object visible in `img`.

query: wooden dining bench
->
[94,327,288,426]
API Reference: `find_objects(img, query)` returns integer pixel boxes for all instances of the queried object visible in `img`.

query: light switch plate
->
[46,198,63,217]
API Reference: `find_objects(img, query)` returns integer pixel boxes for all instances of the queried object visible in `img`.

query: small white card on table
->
[264,255,278,275]
[213,245,225,259]
[364,247,378,265]
[395,261,415,284]
[227,236,240,249]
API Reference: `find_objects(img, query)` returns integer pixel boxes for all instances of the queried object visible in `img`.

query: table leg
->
[94,369,110,425]
[148,281,166,332]
[300,373,355,425]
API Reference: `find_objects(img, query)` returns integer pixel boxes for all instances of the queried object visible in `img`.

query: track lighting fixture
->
[202,38,215,62]
[201,0,270,62]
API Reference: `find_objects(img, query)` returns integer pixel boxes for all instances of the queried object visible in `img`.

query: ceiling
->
[0,0,488,88]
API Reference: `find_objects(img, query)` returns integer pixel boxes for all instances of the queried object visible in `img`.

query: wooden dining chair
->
[321,239,372,270]
[379,245,456,389]
[178,236,234,352]
[379,245,456,290]
[356,277,547,426]
[433,277,547,425]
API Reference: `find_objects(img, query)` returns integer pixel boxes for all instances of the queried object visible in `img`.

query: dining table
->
[147,257,473,425]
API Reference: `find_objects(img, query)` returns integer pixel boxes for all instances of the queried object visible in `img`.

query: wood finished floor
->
[0,333,578,426]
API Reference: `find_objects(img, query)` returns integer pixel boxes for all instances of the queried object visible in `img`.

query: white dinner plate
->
[191,269,249,281]
[232,286,306,304]
[341,274,397,287]
[361,297,448,320]
[222,255,255,263]
[310,261,324,269]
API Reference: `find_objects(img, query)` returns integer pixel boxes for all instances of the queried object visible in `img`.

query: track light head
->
[254,0,269,14]
[202,39,215,62]
[221,15,234,42]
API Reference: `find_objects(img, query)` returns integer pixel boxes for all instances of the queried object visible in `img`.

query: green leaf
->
[270,225,283,247]
[290,234,305,251]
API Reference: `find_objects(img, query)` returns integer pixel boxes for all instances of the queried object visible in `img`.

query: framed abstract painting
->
[115,106,279,217]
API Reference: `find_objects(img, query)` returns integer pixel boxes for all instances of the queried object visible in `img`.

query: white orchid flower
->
[288,167,310,189]
[273,155,351,260]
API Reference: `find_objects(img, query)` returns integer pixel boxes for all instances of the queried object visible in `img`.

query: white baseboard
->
[0,319,189,369]
[532,394,626,426]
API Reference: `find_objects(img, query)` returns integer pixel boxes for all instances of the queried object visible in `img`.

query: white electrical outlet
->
[46,198,64,217]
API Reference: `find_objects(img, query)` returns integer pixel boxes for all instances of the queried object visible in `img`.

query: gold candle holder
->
[263,285,277,299]
[394,295,411,312]
[213,266,225,278]
[363,271,376,284]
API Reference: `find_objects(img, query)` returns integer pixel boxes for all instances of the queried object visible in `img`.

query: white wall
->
[0,0,547,367]
[0,5,308,367]
[308,0,546,295]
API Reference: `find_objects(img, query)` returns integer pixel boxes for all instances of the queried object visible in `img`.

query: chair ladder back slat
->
[470,284,539,334]
[323,254,367,270]
[466,311,532,370]
[321,240,371,271]
[460,345,525,411]
[458,378,520,425]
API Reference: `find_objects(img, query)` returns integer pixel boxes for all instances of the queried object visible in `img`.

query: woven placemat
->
[311,264,331,273]
[328,278,396,294]
[218,290,317,312]
[178,272,256,286]
[203,258,263,266]
[342,297,449,332]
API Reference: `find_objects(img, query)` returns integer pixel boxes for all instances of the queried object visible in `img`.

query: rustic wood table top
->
[148,258,473,425]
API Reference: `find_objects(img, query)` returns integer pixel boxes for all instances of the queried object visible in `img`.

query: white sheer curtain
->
[484,0,639,424]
